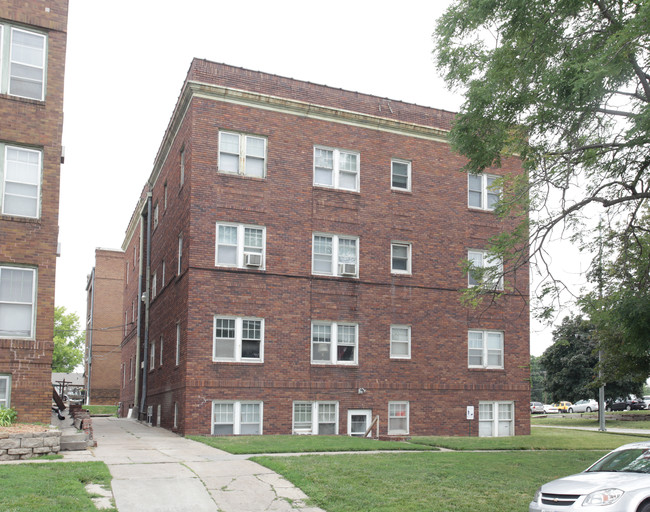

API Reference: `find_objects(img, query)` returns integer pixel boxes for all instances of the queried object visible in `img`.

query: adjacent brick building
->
[0,0,68,423]
[119,60,530,437]
[84,248,124,405]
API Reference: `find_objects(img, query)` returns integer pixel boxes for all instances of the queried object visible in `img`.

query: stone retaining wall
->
[0,431,61,460]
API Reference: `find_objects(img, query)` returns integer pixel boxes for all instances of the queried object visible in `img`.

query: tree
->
[580,211,650,381]
[434,0,650,316]
[529,355,547,403]
[540,315,644,402]
[52,306,84,373]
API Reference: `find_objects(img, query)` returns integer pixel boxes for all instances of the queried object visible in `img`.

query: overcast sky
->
[55,0,585,356]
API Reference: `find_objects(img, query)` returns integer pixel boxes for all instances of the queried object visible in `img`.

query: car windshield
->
[588,449,650,474]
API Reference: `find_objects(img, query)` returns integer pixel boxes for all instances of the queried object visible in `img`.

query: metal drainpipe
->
[85,268,96,406]
[139,193,152,420]
[133,213,145,414]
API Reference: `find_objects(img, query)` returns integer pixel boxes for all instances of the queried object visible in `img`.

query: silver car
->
[530,441,650,511]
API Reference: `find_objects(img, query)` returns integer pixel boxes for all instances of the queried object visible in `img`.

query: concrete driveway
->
[91,417,324,512]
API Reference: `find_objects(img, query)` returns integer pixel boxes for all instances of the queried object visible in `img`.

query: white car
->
[530,441,650,511]
[543,404,559,414]
[568,399,599,413]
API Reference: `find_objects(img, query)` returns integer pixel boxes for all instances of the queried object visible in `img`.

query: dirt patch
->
[0,423,50,434]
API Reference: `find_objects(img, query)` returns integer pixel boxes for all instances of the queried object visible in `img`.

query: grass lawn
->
[253,450,602,512]
[189,428,649,454]
[532,413,650,431]
[188,434,436,454]
[413,427,650,450]
[83,405,117,416]
[0,461,115,512]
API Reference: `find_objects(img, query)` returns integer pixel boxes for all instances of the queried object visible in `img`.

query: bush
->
[0,407,17,426]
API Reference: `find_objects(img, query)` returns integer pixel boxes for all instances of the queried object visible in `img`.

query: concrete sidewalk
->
[88,417,325,512]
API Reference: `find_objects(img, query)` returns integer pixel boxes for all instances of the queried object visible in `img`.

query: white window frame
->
[129,357,133,381]
[0,265,36,339]
[312,233,359,278]
[159,335,163,366]
[151,271,157,299]
[391,159,411,191]
[313,146,360,192]
[212,400,263,435]
[468,250,504,290]
[479,401,514,437]
[0,374,11,408]
[390,325,411,359]
[153,202,159,229]
[218,131,267,178]
[180,147,185,187]
[6,26,47,101]
[149,340,155,371]
[175,322,180,366]
[161,260,165,288]
[177,234,183,275]
[391,242,412,275]
[213,316,264,363]
[468,330,504,369]
[388,401,409,435]
[1,145,43,219]
[173,402,178,429]
[215,223,266,269]
[468,173,500,211]
[292,401,339,435]
[311,321,358,366]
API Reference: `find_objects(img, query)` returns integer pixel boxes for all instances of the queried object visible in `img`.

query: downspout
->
[139,192,152,420]
[133,214,145,413]
[85,268,96,406]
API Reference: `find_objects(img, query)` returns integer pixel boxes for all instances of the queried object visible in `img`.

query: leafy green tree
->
[52,306,84,373]
[580,212,650,382]
[529,355,546,403]
[540,315,644,402]
[434,0,650,315]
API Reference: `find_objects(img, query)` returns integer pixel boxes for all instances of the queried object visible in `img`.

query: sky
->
[56,0,586,356]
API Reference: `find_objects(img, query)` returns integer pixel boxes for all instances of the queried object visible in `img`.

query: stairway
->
[51,409,91,451]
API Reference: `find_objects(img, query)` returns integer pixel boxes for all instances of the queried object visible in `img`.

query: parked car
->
[530,401,545,414]
[530,440,650,511]
[606,397,646,411]
[554,401,572,413]
[568,399,599,413]
[543,404,559,414]
[644,396,650,409]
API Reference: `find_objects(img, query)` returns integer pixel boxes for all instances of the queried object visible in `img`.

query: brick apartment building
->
[0,0,68,423]
[84,248,124,405]
[118,59,530,437]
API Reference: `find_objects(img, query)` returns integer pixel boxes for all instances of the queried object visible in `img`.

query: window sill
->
[310,363,359,367]
[0,92,45,106]
[390,188,412,194]
[468,367,505,372]
[212,360,263,364]
[313,185,360,195]
[217,170,266,180]
[390,272,412,277]
[0,214,41,223]
[467,206,497,214]
[390,356,412,361]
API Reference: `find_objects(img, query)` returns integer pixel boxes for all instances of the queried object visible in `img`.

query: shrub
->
[0,407,18,426]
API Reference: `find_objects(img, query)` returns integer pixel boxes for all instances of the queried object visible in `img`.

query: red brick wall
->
[85,249,124,404]
[128,61,529,436]
[0,0,68,423]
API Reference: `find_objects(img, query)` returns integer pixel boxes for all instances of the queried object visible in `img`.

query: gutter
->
[139,192,152,420]
[85,268,96,405]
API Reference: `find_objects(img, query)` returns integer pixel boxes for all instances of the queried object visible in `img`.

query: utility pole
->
[597,219,606,432]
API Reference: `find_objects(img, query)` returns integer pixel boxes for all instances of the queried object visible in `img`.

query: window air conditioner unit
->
[338,263,356,276]
[244,252,262,267]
